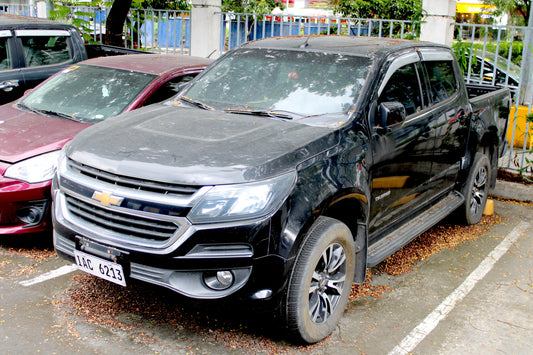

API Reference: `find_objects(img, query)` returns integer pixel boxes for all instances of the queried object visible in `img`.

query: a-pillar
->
[420,0,457,46]
[190,0,222,58]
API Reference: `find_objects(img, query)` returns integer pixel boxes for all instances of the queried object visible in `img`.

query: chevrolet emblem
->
[92,191,124,207]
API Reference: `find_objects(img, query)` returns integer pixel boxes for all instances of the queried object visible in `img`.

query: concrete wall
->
[420,0,457,46]
[190,0,221,58]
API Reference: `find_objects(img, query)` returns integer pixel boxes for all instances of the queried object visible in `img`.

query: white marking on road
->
[388,221,530,355]
[19,264,78,287]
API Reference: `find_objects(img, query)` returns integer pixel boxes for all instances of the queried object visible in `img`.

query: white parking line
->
[19,264,79,287]
[388,221,530,355]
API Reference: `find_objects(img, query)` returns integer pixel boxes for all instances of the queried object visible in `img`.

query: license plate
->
[74,250,126,286]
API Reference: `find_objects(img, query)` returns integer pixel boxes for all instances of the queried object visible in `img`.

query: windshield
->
[20,64,157,123]
[183,49,371,119]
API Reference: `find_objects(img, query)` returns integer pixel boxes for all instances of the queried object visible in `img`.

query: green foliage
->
[331,0,423,21]
[222,0,284,14]
[133,0,190,10]
[452,41,478,75]
[482,0,530,26]
[473,41,523,66]
[49,2,100,44]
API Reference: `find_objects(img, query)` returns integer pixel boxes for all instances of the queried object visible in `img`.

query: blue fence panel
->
[140,19,155,46]
[251,20,301,40]
[157,18,190,48]
[228,20,301,50]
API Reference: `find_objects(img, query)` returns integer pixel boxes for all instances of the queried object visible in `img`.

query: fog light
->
[203,270,235,291]
[16,200,47,226]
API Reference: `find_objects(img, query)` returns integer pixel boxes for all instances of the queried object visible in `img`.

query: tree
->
[221,0,284,14]
[483,0,531,25]
[104,0,133,46]
[105,0,190,46]
[331,0,423,21]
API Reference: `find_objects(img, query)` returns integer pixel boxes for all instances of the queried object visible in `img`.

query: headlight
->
[4,150,62,183]
[187,172,296,224]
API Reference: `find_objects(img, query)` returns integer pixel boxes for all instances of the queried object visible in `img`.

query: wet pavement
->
[1,199,532,354]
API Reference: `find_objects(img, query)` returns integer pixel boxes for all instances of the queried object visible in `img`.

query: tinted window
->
[142,74,197,107]
[20,35,72,67]
[423,61,458,103]
[379,64,422,117]
[0,37,10,69]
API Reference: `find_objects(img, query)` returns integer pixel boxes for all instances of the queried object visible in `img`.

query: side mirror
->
[377,101,406,131]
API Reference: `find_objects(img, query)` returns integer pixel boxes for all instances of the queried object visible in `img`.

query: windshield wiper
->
[180,96,214,111]
[17,102,81,122]
[224,108,302,120]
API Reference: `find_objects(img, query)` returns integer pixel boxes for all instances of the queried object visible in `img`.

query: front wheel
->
[459,153,491,225]
[283,216,355,343]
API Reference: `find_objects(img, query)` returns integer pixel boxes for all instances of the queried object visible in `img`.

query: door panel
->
[369,60,436,235]
[421,57,470,193]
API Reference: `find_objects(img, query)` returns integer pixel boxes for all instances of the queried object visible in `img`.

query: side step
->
[367,191,465,267]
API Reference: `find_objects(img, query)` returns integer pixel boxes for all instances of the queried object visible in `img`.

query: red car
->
[0,54,211,235]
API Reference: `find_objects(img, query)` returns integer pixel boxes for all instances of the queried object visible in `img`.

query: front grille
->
[67,158,200,196]
[65,194,179,242]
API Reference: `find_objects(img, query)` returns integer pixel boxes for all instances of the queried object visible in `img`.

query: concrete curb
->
[490,179,533,203]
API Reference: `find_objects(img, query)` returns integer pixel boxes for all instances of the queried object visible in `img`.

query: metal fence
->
[219,12,421,51]
[0,3,34,16]
[0,4,191,55]
[2,3,532,173]
[453,22,533,173]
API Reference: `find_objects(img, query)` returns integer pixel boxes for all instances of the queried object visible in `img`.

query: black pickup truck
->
[0,15,141,104]
[52,36,511,343]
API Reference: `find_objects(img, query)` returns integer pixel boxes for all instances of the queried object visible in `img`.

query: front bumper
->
[0,175,51,235]
[53,192,290,300]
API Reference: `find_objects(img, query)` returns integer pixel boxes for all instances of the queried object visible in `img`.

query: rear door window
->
[422,60,458,103]
[16,30,72,67]
[0,32,11,69]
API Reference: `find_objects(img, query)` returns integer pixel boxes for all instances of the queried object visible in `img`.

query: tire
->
[284,216,355,344]
[459,153,491,225]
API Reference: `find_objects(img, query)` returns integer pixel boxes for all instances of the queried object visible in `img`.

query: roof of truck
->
[242,35,448,58]
[0,14,68,26]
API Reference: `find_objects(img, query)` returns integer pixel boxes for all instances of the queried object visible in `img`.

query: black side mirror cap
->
[377,101,406,130]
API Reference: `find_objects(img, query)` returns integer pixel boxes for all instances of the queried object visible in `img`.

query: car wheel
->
[284,216,355,343]
[460,153,490,225]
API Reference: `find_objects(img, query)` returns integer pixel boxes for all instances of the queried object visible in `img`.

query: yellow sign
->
[456,3,496,14]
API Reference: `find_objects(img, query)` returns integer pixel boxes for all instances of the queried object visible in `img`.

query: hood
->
[67,105,339,185]
[0,104,89,164]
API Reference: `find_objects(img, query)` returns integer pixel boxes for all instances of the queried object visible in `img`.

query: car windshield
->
[183,49,371,120]
[20,64,157,123]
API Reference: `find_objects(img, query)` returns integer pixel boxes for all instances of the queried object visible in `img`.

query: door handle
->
[0,80,19,92]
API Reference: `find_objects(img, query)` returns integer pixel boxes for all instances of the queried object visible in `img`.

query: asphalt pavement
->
[1,198,532,354]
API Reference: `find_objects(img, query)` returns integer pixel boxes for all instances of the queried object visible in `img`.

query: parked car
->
[467,53,520,90]
[0,15,143,104]
[0,54,211,235]
[52,36,510,343]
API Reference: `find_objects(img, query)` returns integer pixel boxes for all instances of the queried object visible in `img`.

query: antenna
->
[299,34,312,49]
[207,49,217,59]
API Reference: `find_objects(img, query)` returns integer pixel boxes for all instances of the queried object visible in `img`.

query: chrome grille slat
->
[66,196,177,233]
[65,195,178,241]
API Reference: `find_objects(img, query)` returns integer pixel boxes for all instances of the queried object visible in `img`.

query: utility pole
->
[519,9,533,105]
